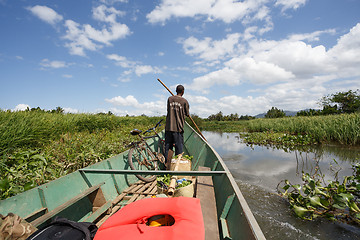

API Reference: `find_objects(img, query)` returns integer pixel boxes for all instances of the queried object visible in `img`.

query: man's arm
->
[185,100,190,117]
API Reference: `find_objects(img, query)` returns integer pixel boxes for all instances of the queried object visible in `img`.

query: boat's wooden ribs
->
[31,182,105,227]
[95,180,158,227]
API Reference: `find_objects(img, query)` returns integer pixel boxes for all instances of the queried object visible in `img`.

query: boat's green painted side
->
[0,123,265,239]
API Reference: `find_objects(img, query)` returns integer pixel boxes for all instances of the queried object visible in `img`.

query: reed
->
[246,113,360,145]
[0,110,163,153]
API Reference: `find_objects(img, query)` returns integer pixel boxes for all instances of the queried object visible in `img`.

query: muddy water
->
[203,131,360,240]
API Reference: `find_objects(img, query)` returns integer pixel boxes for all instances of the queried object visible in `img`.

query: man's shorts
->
[164,131,184,161]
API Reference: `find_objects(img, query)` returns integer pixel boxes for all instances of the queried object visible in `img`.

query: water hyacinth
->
[277,163,360,224]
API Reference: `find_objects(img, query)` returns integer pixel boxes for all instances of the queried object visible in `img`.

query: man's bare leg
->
[167,149,174,170]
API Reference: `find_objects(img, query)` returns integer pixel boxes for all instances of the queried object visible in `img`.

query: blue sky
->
[1,0,359,117]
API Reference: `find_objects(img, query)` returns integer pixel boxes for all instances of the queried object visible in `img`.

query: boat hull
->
[0,123,265,239]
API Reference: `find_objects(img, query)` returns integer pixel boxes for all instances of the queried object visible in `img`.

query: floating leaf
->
[333,203,347,210]
[338,193,354,202]
[315,187,328,197]
[309,196,327,208]
[293,205,313,219]
[349,202,360,213]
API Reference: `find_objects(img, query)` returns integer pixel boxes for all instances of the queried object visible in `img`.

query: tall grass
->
[0,110,163,153]
[246,113,360,145]
[0,110,165,199]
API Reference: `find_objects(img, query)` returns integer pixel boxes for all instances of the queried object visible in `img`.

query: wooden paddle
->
[157,78,207,141]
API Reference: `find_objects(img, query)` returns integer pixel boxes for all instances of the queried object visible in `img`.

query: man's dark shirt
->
[165,95,189,133]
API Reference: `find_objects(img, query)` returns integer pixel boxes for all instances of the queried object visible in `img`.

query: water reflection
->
[203,131,360,240]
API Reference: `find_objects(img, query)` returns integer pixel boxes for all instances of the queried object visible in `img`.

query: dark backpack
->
[26,217,98,240]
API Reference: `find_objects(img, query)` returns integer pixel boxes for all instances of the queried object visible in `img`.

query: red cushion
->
[94,197,204,240]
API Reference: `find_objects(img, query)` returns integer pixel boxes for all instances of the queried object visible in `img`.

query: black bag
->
[26,217,98,240]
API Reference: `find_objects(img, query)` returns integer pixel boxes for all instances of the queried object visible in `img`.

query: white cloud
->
[92,5,125,23]
[275,0,307,12]
[107,54,162,76]
[63,107,79,113]
[328,23,360,71]
[190,67,241,92]
[186,94,270,117]
[226,57,295,84]
[100,0,128,4]
[105,95,166,116]
[181,33,241,61]
[63,20,99,56]
[147,0,271,24]
[40,59,70,68]
[135,65,162,76]
[27,5,63,25]
[289,29,336,42]
[189,56,294,92]
[117,76,131,82]
[188,26,345,92]
[105,95,139,106]
[63,5,131,56]
[13,104,30,111]
[62,74,73,78]
[107,54,136,68]
[185,23,360,116]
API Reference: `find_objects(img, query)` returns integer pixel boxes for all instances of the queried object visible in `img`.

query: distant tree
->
[228,113,239,121]
[296,109,321,117]
[208,112,256,121]
[30,107,44,112]
[51,106,64,114]
[265,107,286,118]
[320,89,360,114]
[321,105,339,115]
[208,111,224,121]
[239,115,255,120]
[186,114,203,128]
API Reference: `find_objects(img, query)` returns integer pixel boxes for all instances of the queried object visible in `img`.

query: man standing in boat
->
[165,85,189,169]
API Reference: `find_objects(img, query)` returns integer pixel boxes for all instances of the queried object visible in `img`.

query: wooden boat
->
[0,123,266,240]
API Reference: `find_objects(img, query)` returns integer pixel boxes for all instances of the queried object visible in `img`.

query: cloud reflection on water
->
[203,131,356,192]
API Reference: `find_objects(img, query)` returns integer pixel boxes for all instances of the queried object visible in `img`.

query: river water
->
[202,131,360,240]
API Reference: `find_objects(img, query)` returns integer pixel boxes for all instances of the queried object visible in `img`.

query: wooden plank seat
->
[30,182,105,227]
[196,166,220,240]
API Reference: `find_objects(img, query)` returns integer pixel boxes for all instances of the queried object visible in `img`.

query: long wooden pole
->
[157,78,207,141]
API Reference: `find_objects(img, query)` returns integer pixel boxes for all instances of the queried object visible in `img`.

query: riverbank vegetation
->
[0,109,164,199]
[202,113,360,146]
[201,89,360,146]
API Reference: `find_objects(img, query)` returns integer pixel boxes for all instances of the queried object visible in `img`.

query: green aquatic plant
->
[240,132,317,147]
[277,163,360,225]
